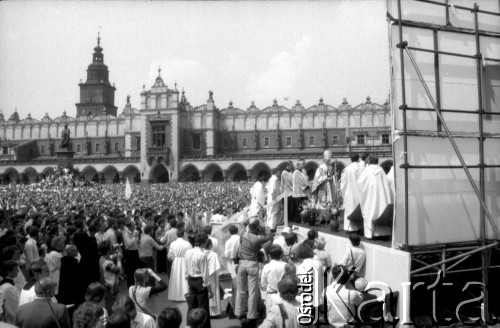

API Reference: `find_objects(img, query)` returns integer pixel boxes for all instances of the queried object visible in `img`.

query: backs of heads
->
[203,225,212,235]
[361,153,369,161]
[112,295,136,318]
[28,225,39,238]
[349,233,361,247]
[35,277,57,297]
[73,302,104,328]
[316,237,326,250]
[65,244,78,257]
[107,310,132,328]
[228,224,238,235]
[278,276,299,301]
[187,308,208,328]
[296,243,314,260]
[50,236,65,253]
[368,154,379,165]
[194,232,208,247]
[0,260,18,277]
[284,262,296,276]
[205,238,213,250]
[248,217,260,232]
[30,259,48,277]
[284,232,297,246]
[85,282,105,303]
[351,154,360,162]
[144,225,153,235]
[170,219,178,229]
[307,229,317,240]
[176,228,185,238]
[134,268,149,286]
[331,265,351,285]
[158,307,182,328]
[98,240,111,256]
[268,244,283,260]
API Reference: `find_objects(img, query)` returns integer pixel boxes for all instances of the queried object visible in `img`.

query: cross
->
[97,26,102,45]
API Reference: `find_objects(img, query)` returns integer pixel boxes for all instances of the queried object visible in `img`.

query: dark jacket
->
[15,298,70,328]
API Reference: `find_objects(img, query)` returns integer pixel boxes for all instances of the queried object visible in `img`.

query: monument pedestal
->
[56,150,75,170]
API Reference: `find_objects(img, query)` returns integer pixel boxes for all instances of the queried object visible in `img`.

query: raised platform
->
[291,222,392,248]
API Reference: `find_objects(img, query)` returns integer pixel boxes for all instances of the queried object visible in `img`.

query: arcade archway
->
[82,166,98,182]
[252,162,271,182]
[180,164,200,182]
[23,167,38,184]
[150,164,169,183]
[102,165,119,184]
[123,165,141,183]
[304,161,319,180]
[203,164,223,182]
[227,163,247,182]
[3,168,19,185]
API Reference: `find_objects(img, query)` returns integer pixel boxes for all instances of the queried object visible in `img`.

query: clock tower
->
[76,32,118,118]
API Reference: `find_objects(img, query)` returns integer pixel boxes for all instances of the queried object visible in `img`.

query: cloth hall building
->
[0,37,393,184]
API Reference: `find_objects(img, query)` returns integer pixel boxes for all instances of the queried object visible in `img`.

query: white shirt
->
[273,235,287,251]
[184,246,209,287]
[340,246,366,274]
[24,237,39,263]
[224,234,240,259]
[209,236,218,250]
[18,285,57,307]
[260,260,286,293]
[132,311,157,328]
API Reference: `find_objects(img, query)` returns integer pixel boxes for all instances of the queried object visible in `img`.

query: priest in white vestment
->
[280,161,294,224]
[357,155,394,239]
[249,176,266,218]
[205,238,222,316]
[292,160,309,222]
[266,169,283,230]
[167,229,193,301]
[340,154,363,232]
[312,150,338,213]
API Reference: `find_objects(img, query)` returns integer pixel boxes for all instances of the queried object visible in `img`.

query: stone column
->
[246,169,253,182]
[222,170,228,182]
[0,174,5,185]
[19,174,27,185]
[119,172,125,183]
[98,172,105,184]
[199,170,205,183]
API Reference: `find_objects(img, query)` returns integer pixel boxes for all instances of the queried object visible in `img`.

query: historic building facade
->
[0,37,392,184]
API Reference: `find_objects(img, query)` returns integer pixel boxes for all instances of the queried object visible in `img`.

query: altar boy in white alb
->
[357,154,393,239]
[340,154,363,232]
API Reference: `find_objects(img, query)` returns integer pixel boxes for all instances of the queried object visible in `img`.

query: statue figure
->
[61,124,71,149]
[311,150,338,211]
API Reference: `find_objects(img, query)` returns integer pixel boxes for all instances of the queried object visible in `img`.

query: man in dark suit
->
[57,244,85,317]
[14,277,71,328]
[73,219,100,286]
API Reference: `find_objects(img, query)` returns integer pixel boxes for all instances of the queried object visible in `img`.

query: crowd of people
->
[0,151,396,328]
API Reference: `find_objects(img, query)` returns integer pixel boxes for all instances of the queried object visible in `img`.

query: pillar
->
[98,172,105,184]
[222,170,228,182]
[119,172,125,183]
[199,170,205,183]
[246,169,253,182]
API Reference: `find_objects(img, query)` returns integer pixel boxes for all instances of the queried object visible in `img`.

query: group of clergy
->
[341,153,395,239]
[249,150,396,239]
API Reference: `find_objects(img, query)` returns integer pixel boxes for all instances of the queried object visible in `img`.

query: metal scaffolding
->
[388,0,500,323]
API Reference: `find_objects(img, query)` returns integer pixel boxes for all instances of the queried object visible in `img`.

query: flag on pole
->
[125,177,132,200]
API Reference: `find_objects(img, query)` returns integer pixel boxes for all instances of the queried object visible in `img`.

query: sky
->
[0,0,390,120]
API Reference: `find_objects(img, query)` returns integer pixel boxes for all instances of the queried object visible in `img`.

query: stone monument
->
[56,124,75,170]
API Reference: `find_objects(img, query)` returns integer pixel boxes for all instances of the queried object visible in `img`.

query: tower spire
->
[97,26,101,46]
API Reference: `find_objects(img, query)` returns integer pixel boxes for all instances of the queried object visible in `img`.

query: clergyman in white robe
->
[206,248,222,316]
[266,172,283,229]
[340,159,363,232]
[250,180,266,218]
[167,235,192,301]
[357,162,394,239]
